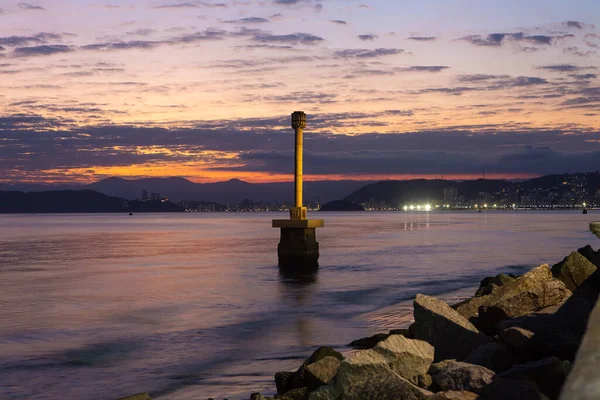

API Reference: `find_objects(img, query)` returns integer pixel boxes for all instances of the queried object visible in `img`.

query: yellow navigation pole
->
[272,111,324,268]
[291,111,307,220]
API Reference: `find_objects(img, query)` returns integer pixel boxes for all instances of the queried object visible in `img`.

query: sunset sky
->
[0,0,599,183]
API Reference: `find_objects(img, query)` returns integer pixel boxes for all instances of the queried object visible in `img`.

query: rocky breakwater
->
[247,245,600,400]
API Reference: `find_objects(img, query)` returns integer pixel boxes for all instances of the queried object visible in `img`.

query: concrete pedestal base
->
[278,227,319,267]
[591,222,600,239]
[273,219,324,268]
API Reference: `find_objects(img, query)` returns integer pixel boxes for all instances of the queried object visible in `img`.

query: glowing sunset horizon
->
[1,0,599,184]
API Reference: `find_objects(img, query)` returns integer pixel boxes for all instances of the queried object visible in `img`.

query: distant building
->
[444,187,458,205]
[141,190,148,201]
[151,192,160,201]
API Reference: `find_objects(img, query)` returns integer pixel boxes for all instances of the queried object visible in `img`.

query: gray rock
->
[389,328,410,336]
[454,264,556,321]
[429,360,457,375]
[307,347,344,363]
[560,294,600,400]
[250,394,269,400]
[578,245,600,268]
[552,251,597,292]
[499,357,570,400]
[348,333,389,349]
[305,356,341,390]
[327,349,433,400]
[591,223,600,239]
[307,385,338,400]
[475,274,515,297]
[417,374,434,390]
[293,347,344,390]
[411,294,490,361]
[477,279,570,334]
[275,387,308,400]
[427,391,480,400]
[374,334,435,382]
[435,361,495,394]
[499,269,600,361]
[275,371,295,395]
[464,342,516,373]
[498,326,535,350]
[119,395,151,400]
[481,378,548,400]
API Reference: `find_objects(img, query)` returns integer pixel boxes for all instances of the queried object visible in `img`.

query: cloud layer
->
[0,1,598,183]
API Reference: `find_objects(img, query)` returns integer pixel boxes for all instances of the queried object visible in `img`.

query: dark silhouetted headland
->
[0,190,184,213]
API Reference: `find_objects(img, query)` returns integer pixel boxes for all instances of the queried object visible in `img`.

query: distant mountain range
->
[1,172,599,208]
[345,172,600,206]
[0,177,374,204]
[345,179,514,204]
[0,190,184,213]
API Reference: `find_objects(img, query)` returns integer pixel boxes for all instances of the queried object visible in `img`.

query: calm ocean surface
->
[0,211,597,400]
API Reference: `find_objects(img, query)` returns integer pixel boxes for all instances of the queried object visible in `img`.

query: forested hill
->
[0,190,184,213]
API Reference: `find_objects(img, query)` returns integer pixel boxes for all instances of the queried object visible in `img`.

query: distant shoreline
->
[1,208,597,215]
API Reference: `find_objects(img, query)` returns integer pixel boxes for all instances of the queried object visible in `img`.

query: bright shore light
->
[425,204,432,211]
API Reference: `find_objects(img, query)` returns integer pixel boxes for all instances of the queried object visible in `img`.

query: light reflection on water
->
[0,211,596,399]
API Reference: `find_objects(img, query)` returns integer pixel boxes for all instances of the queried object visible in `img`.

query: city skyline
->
[1,0,599,184]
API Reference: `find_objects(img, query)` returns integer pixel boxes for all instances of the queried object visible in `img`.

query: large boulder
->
[304,356,341,390]
[498,270,600,361]
[590,223,600,239]
[250,393,269,400]
[552,251,597,292]
[418,374,434,390]
[349,333,389,349]
[481,377,548,400]
[426,391,481,400]
[578,245,600,268]
[477,279,570,334]
[454,265,559,321]
[434,361,495,394]
[275,371,295,395]
[498,326,535,351]
[275,387,309,400]
[429,360,457,375]
[311,349,432,400]
[119,395,151,400]
[474,274,516,297]
[411,294,490,361]
[307,385,337,400]
[373,334,435,382]
[560,295,600,400]
[464,342,516,373]
[291,347,344,389]
[498,357,570,400]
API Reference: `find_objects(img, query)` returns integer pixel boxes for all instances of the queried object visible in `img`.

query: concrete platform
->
[272,219,324,228]
[591,222,600,239]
